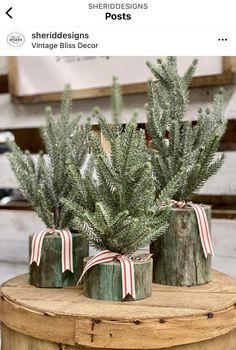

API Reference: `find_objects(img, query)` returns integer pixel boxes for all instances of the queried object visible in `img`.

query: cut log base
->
[83,257,153,301]
[151,206,212,287]
[29,233,89,288]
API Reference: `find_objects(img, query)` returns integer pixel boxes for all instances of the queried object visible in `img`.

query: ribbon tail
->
[67,229,74,271]
[198,205,215,257]
[118,257,136,300]
[119,257,127,298]
[58,230,73,273]
[189,203,214,258]
[30,229,49,266]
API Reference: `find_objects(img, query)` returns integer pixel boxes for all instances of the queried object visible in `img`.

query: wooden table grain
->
[0,271,236,349]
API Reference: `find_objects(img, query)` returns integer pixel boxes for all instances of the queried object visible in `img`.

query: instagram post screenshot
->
[0,0,236,349]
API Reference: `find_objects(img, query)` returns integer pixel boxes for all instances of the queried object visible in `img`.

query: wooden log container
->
[83,257,153,301]
[1,271,236,349]
[29,233,89,288]
[151,206,211,286]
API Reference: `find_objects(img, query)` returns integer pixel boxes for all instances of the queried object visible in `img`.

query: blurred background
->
[0,56,235,284]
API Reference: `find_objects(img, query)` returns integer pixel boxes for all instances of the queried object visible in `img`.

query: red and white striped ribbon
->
[78,250,136,300]
[171,200,214,258]
[30,228,73,272]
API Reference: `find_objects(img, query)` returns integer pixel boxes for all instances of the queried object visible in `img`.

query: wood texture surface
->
[1,271,236,349]
[29,233,89,288]
[151,206,211,286]
[2,324,236,350]
[83,257,152,301]
[1,324,61,350]
[223,57,236,73]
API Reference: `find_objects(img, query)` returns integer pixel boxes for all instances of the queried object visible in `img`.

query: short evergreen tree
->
[146,57,227,201]
[63,78,182,255]
[8,87,91,229]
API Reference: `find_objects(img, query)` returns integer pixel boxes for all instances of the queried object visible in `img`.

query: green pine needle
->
[146,57,227,201]
[8,88,91,229]
[63,79,172,254]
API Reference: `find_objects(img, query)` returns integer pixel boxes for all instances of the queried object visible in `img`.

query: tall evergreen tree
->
[146,57,227,201]
[63,78,182,255]
[8,87,91,229]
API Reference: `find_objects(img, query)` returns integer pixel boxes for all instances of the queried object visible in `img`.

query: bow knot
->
[171,200,186,208]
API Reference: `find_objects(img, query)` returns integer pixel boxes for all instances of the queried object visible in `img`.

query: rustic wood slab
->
[151,206,211,286]
[83,257,152,301]
[0,271,236,349]
[29,233,89,288]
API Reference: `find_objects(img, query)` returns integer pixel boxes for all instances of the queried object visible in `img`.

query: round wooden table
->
[0,271,236,350]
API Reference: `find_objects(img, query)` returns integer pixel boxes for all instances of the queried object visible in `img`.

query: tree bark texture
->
[29,233,89,288]
[83,257,153,301]
[151,206,212,286]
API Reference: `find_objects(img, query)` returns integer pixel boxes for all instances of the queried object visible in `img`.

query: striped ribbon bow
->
[30,228,73,272]
[78,250,136,300]
[171,200,214,258]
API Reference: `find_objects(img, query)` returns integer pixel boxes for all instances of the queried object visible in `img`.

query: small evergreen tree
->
[63,78,182,255]
[146,57,227,201]
[8,87,91,229]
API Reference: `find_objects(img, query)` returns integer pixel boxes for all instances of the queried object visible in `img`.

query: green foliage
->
[63,79,174,255]
[8,87,91,229]
[146,57,227,201]
[111,76,123,124]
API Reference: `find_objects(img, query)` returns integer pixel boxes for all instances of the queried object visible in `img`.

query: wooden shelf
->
[1,271,236,349]
[10,72,236,104]
[0,75,8,94]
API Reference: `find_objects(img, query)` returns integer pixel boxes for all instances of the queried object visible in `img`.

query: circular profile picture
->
[7,32,25,47]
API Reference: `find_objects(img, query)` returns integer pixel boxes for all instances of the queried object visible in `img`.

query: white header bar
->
[0,0,235,55]
[1,0,236,27]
